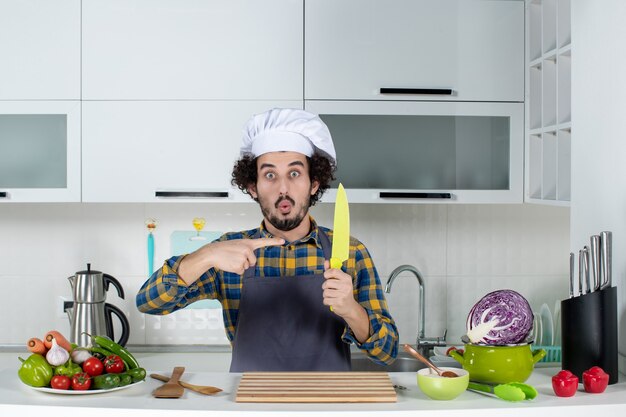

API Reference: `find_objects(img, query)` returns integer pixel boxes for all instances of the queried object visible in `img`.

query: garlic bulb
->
[46,338,70,366]
[70,347,92,364]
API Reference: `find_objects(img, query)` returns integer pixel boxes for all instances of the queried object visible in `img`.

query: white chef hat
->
[240,108,336,165]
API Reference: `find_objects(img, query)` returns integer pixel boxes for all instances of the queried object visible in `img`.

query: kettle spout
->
[67,275,76,292]
[63,301,74,323]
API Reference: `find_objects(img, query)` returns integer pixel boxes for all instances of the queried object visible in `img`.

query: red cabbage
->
[466,289,533,345]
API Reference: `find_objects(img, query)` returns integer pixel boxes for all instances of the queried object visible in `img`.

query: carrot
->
[27,337,48,355]
[43,330,73,352]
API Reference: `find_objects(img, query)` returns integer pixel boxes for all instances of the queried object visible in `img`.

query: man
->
[136,108,398,371]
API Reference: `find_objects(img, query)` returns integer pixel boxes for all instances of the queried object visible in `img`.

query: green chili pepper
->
[17,354,53,387]
[92,373,121,390]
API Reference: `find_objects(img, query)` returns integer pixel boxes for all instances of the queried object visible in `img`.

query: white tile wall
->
[0,202,569,346]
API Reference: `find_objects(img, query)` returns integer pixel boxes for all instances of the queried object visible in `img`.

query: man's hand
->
[322,260,359,317]
[178,237,284,284]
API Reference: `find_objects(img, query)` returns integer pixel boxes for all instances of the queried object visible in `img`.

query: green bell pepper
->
[92,373,121,390]
[17,354,53,387]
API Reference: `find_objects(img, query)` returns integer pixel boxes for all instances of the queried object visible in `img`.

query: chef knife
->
[330,183,350,270]
[600,231,612,289]
[590,235,601,291]
[568,252,574,298]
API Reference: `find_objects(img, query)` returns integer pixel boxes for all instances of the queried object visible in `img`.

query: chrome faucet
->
[384,264,447,356]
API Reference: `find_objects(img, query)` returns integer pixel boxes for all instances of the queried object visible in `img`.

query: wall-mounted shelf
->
[525,0,571,206]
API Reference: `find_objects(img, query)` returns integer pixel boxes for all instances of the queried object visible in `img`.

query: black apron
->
[229,230,351,372]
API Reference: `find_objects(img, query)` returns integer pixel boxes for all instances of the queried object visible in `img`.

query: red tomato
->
[583,366,609,394]
[82,357,104,376]
[104,355,125,374]
[71,372,92,391]
[50,375,71,390]
[551,370,578,397]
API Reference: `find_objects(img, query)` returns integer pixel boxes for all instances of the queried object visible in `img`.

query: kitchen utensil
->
[590,235,601,291]
[600,231,612,289]
[150,373,222,395]
[145,218,156,277]
[578,249,584,296]
[235,372,397,403]
[330,183,350,270]
[467,381,537,402]
[153,367,185,398]
[417,367,469,400]
[583,246,591,294]
[561,286,618,385]
[449,344,546,384]
[64,263,130,347]
[531,311,542,345]
[403,344,458,377]
[568,252,575,298]
[539,304,554,346]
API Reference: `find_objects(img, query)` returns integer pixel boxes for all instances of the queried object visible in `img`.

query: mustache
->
[274,195,296,208]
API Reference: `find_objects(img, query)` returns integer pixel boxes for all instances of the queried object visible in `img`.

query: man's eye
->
[264,172,275,180]
[289,171,300,178]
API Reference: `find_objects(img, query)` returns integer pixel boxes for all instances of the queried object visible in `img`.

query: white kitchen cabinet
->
[82,101,302,202]
[82,0,303,100]
[0,0,80,100]
[525,0,571,205]
[305,100,524,204]
[305,0,524,102]
[0,101,81,202]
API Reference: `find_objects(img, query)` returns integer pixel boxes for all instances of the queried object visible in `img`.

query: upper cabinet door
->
[82,0,303,100]
[0,0,80,99]
[305,0,524,102]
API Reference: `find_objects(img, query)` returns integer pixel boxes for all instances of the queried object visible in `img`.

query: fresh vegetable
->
[43,330,73,352]
[89,346,116,361]
[104,355,125,374]
[71,372,92,390]
[17,354,53,387]
[125,367,147,383]
[82,356,104,377]
[70,347,92,365]
[26,338,47,355]
[89,334,140,370]
[54,360,82,377]
[50,375,71,390]
[45,338,70,366]
[118,373,132,387]
[552,370,578,397]
[583,366,609,394]
[466,289,533,345]
[93,373,121,390]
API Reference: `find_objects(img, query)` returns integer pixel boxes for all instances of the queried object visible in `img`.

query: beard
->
[258,194,311,232]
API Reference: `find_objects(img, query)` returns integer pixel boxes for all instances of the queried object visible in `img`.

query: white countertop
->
[2,352,626,417]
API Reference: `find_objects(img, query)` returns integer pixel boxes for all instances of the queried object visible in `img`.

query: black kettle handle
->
[103,274,125,299]
[104,303,130,347]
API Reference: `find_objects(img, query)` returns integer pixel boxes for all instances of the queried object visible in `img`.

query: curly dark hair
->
[231,153,336,207]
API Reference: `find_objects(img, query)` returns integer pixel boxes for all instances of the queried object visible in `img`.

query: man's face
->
[249,151,319,232]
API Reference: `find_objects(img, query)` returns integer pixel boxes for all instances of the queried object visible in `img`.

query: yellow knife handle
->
[330,257,343,270]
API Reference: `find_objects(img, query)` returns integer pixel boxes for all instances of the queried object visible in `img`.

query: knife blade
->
[590,235,601,291]
[568,252,574,298]
[583,246,591,294]
[600,231,612,289]
[330,183,350,270]
[578,249,584,296]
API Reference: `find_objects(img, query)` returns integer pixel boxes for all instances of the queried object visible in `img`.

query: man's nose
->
[278,177,289,194]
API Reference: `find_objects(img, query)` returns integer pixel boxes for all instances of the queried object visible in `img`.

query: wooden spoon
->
[403,344,459,378]
[150,373,223,395]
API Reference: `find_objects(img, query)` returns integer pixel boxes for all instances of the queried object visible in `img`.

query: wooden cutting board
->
[235,372,397,403]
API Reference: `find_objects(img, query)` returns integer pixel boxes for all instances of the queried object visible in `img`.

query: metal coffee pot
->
[64,263,130,347]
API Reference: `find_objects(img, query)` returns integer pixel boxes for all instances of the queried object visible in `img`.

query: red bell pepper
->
[552,370,579,397]
[583,366,609,394]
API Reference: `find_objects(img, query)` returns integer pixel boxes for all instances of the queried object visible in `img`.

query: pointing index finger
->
[249,237,285,249]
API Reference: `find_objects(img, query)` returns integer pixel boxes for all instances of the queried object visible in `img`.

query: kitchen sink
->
[350,352,427,372]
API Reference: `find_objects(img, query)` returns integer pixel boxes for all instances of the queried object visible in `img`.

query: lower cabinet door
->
[82,101,302,202]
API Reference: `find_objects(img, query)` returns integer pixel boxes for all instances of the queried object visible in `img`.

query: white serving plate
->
[29,380,144,395]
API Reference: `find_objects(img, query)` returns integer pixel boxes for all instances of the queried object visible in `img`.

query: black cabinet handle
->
[380,88,453,95]
[155,191,229,198]
[0,191,7,198]
[379,192,452,199]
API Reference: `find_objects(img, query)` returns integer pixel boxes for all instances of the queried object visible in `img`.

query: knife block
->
[561,286,618,384]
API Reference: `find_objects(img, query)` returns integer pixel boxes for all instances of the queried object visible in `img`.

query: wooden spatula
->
[150,373,222,395]
[153,366,185,398]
